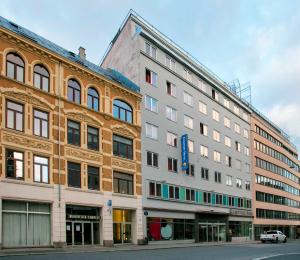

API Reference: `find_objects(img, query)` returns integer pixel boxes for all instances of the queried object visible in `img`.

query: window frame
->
[113,171,134,195]
[113,99,133,124]
[87,125,99,151]
[33,155,49,184]
[6,149,24,180]
[6,52,25,82]
[113,134,133,160]
[6,100,24,132]
[67,119,81,146]
[87,87,99,111]
[33,108,49,138]
[67,79,81,104]
[33,64,50,92]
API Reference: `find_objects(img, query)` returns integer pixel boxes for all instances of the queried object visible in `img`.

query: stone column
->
[102,194,113,246]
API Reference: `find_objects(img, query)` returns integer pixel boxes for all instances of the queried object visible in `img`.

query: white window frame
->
[224,116,231,128]
[145,123,158,140]
[212,110,220,122]
[145,42,157,59]
[184,115,194,129]
[200,145,208,158]
[234,123,241,134]
[199,101,207,115]
[145,95,158,113]
[213,130,220,142]
[167,132,177,147]
[226,175,232,186]
[184,91,193,107]
[213,151,221,162]
[166,56,176,71]
[188,140,194,153]
[166,106,177,122]
[225,136,231,147]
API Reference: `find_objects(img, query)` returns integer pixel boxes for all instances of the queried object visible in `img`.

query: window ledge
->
[1,178,54,189]
[112,193,137,199]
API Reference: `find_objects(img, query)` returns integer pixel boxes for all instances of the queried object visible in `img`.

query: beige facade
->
[0,18,143,248]
[251,113,300,239]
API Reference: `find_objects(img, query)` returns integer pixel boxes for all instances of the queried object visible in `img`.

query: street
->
[1,241,300,260]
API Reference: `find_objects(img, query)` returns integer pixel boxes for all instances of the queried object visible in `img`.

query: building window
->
[245,181,250,191]
[34,155,49,183]
[113,134,133,160]
[212,89,219,101]
[235,141,241,152]
[67,79,81,104]
[200,123,208,136]
[184,115,193,129]
[212,110,220,122]
[224,98,230,108]
[168,157,178,172]
[68,162,81,188]
[186,189,195,201]
[113,172,133,195]
[145,95,158,113]
[113,99,133,124]
[87,87,99,111]
[236,178,242,189]
[33,64,49,92]
[166,81,176,97]
[6,52,24,82]
[225,155,232,167]
[147,151,158,167]
[199,101,207,114]
[244,146,250,156]
[214,171,221,183]
[233,105,239,115]
[245,163,250,173]
[184,92,193,106]
[234,123,241,134]
[236,159,242,170]
[6,100,23,131]
[145,42,156,59]
[203,192,211,203]
[243,129,249,139]
[226,175,232,186]
[33,109,49,138]
[149,182,161,197]
[183,68,192,82]
[224,117,231,128]
[166,106,177,122]
[225,136,231,147]
[166,56,176,71]
[200,145,208,158]
[67,120,80,146]
[88,166,100,190]
[146,123,158,140]
[213,130,220,142]
[188,140,194,153]
[243,112,249,122]
[185,164,195,176]
[6,149,24,179]
[167,132,177,147]
[213,151,221,162]
[87,126,99,151]
[201,167,209,180]
[145,68,157,86]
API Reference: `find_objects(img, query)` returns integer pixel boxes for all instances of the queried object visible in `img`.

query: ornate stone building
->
[0,16,142,248]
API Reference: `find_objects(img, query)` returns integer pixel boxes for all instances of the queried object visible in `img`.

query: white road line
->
[253,252,300,260]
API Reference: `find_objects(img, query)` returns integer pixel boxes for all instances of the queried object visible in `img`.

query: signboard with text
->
[181,134,189,171]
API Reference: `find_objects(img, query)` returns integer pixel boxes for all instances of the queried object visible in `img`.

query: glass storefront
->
[66,205,100,246]
[254,225,296,240]
[147,218,195,241]
[229,221,252,238]
[113,209,132,244]
[199,223,226,242]
[2,200,51,247]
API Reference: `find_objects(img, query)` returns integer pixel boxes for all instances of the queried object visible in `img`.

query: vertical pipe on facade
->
[58,61,62,244]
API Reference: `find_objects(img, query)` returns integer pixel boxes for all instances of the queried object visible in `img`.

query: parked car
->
[260,230,287,243]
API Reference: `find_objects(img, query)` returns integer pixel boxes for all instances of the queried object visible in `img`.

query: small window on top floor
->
[113,99,133,124]
[6,53,25,82]
[87,87,99,111]
[34,64,49,92]
[67,79,81,104]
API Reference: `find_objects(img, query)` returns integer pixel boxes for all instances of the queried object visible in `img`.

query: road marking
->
[253,252,300,260]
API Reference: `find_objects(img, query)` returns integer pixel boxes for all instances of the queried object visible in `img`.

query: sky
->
[1,0,300,150]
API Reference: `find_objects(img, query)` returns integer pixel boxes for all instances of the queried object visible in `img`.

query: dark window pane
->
[88,166,99,190]
[68,162,81,188]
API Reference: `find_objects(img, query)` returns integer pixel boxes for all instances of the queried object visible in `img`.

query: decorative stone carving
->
[65,147,103,163]
[112,158,136,171]
[2,133,52,151]
[111,124,137,138]
[64,110,103,126]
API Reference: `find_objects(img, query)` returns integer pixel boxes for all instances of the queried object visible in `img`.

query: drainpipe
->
[58,61,62,244]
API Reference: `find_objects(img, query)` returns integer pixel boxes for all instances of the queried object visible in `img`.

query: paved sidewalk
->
[0,240,260,257]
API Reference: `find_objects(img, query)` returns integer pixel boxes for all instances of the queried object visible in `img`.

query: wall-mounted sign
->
[181,134,189,171]
[67,214,100,220]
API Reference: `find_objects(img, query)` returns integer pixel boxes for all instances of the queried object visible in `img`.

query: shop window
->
[33,64,49,92]
[6,52,24,82]
[34,155,49,183]
[67,120,80,146]
[113,134,133,159]
[33,109,49,138]
[87,126,99,151]
[6,149,24,179]
[88,166,99,190]
[113,172,133,195]
[6,100,24,131]
[68,162,81,188]
[67,79,81,104]
[113,99,133,123]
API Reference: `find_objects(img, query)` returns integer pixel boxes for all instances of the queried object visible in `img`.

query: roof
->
[0,16,140,94]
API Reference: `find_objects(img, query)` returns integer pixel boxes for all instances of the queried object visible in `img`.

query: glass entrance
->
[198,223,226,242]
[113,209,132,244]
[199,225,208,242]
[74,222,83,245]
[66,221,99,245]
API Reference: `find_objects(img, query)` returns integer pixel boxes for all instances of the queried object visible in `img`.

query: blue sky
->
[2,0,300,150]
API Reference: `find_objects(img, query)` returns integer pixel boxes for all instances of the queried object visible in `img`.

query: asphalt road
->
[1,241,300,260]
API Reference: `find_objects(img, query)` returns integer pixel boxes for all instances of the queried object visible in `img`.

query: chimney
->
[78,46,86,60]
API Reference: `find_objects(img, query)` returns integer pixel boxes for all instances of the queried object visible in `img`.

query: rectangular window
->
[198,79,207,93]
[183,68,192,81]
[243,112,249,122]
[204,192,211,203]
[200,123,208,136]
[244,146,250,156]
[200,145,208,158]
[145,42,156,59]
[185,164,195,176]
[149,182,161,197]
[214,171,221,183]
[88,165,100,190]
[235,141,241,152]
[236,160,242,170]
[234,123,241,134]
[245,181,250,191]
[68,162,81,188]
[6,149,24,179]
[224,117,231,128]
[224,98,230,108]
[243,129,249,139]
[145,123,158,140]
[168,157,178,172]
[6,100,23,131]
[225,155,232,167]
[233,105,239,115]
[213,151,221,162]
[201,167,209,180]
[67,120,80,146]
[184,92,193,106]
[166,106,177,122]
[145,95,158,113]
[87,126,99,151]
[199,101,207,114]
[145,68,157,86]
[113,134,133,159]
[212,89,219,101]
[184,115,193,129]
[169,185,174,199]
[147,151,158,167]
[226,175,232,186]
[166,56,176,71]
[33,109,48,138]
[167,132,177,147]
[245,163,250,173]
[34,155,49,183]
[149,182,155,196]
[188,140,194,153]
[113,172,133,195]
[166,81,176,97]
[225,136,231,147]
[236,178,242,189]
[213,130,220,142]
[212,110,220,122]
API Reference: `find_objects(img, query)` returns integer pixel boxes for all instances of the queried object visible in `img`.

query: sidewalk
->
[0,240,260,257]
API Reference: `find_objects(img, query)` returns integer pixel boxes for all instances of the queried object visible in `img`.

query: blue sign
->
[181,134,189,171]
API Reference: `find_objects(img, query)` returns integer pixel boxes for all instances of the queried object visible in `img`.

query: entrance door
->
[113,223,132,244]
[123,223,132,243]
[84,223,92,245]
[74,222,83,245]
[199,225,208,242]
[212,225,218,242]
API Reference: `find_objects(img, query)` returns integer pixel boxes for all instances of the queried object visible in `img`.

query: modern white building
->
[102,10,253,243]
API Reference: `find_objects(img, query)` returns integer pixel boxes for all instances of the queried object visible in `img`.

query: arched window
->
[87,87,99,111]
[34,64,49,92]
[113,99,133,123]
[6,53,25,82]
[67,79,81,104]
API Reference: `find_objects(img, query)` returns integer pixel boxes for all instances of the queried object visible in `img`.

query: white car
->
[260,230,287,243]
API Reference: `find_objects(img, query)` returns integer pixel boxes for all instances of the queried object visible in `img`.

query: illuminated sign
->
[181,134,189,171]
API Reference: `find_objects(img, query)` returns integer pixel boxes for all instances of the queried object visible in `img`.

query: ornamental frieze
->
[64,110,103,127]
[65,147,103,163]
[111,124,137,139]
[112,157,136,171]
